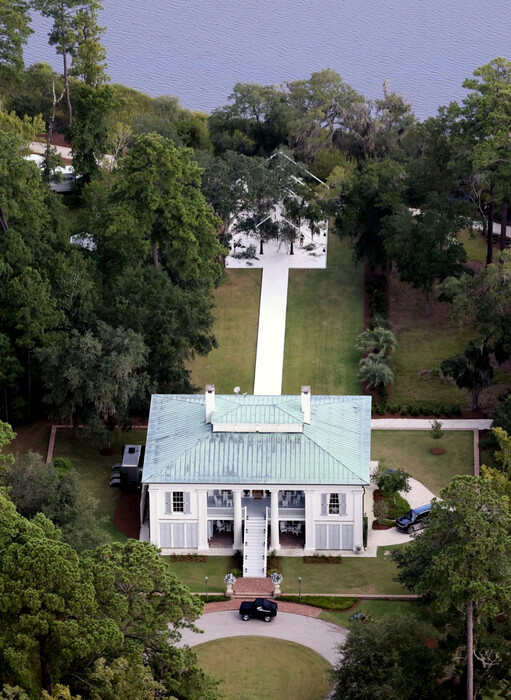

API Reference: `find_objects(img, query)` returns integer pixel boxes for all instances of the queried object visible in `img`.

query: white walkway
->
[177,610,347,665]
[253,266,289,395]
[372,418,492,430]
[226,226,328,395]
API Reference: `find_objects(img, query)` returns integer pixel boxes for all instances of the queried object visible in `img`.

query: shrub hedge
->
[277,595,358,610]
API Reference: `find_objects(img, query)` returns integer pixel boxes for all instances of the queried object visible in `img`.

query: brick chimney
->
[301,385,311,424]
[205,384,215,424]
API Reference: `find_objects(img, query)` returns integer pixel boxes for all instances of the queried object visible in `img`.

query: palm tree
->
[441,342,493,410]
[357,353,394,389]
[355,326,397,356]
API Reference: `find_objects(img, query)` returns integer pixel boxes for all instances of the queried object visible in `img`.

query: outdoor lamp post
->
[297,576,302,603]
[204,576,209,601]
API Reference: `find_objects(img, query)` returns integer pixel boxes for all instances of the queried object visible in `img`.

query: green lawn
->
[282,233,364,395]
[371,430,474,496]
[389,275,471,405]
[320,599,426,628]
[188,268,261,394]
[52,428,148,542]
[460,228,488,264]
[280,546,407,596]
[164,556,231,593]
[195,637,333,700]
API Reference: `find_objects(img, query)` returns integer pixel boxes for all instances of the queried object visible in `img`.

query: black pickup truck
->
[239,598,278,623]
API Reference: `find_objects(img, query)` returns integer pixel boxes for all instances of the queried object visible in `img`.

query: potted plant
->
[271,572,283,596]
[224,572,237,596]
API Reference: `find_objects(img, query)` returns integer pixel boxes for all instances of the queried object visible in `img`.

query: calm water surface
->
[26,0,511,119]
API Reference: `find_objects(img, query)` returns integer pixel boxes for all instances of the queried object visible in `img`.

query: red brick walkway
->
[204,599,323,618]
[233,577,273,597]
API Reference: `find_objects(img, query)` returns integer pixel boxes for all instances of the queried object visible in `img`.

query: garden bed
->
[302,554,343,564]
[277,595,357,610]
[169,554,207,562]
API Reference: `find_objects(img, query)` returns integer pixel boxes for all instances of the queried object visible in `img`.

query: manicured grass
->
[371,430,474,496]
[52,428,148,542]
[282,233,364,395]
[195,636,333,700]
[389,274,471,405]
[460,228,488,264]
[280,546,408,596]
[320,599,427,628]
[187,268,261,394]
[163,556,231,593]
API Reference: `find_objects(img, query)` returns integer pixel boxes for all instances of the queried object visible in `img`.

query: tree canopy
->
[393,475,511,699]
[0,490,218,698]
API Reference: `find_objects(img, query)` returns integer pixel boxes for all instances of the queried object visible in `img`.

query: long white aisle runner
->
[253,265,289,395]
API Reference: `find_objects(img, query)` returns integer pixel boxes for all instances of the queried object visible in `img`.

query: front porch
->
[206,489,306,550]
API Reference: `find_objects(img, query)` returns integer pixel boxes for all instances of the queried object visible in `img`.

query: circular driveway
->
[177,610,348,665]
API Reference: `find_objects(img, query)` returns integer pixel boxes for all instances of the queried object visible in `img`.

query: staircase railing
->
[242,506,248,576]
[263,506,269,577]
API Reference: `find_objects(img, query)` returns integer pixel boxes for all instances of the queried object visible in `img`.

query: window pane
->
[173,491,184,512]
[329,493,340,514]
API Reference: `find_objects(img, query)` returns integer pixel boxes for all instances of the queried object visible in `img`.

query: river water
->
[25,0,511,120]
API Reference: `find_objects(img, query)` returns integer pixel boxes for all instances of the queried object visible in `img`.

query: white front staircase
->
[243,507,268,578]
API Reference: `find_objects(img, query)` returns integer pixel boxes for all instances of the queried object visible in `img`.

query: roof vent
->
[301,385,311,425]
[205,384,215,424]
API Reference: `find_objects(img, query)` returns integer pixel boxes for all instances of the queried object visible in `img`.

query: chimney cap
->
[301,385,311,394]
[205,384,215,393]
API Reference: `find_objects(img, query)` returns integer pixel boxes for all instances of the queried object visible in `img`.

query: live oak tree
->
[382,196,468,316]
[332,614,446,700]
[2,450,105,551]
[392,476,511,700]
[36,322,150,440]
[336,158,406,266]
[439,252,511,359]
[100,132,224,279]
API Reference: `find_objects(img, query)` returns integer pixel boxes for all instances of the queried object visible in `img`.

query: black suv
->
[396,503,431,533]
[239,598,278,623]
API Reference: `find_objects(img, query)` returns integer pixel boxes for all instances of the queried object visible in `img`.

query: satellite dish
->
[234,386,241,394]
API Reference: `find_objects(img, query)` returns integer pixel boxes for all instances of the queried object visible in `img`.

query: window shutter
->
[321,493,328,516]
[328,524,340,550]
[174,523,185,548]
[184,492,191,514]
[342,524,354,550]
[315,524,327,549]
[160,523,172,548]
[186,523,198,548]
[339,493,347,516]
[164,491,172,514]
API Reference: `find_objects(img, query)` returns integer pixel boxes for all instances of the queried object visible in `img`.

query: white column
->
[197,489,209,550]
[233,489,243,550]
[304,490,315,552]
[149,487,160,547]
[270,489,280,550]
[352,488,364,550]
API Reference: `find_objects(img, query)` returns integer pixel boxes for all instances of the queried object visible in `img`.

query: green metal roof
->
[142,393,371,486]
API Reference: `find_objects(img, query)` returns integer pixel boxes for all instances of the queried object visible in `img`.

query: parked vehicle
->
[239,598,278,622]
[396,503,431,533]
